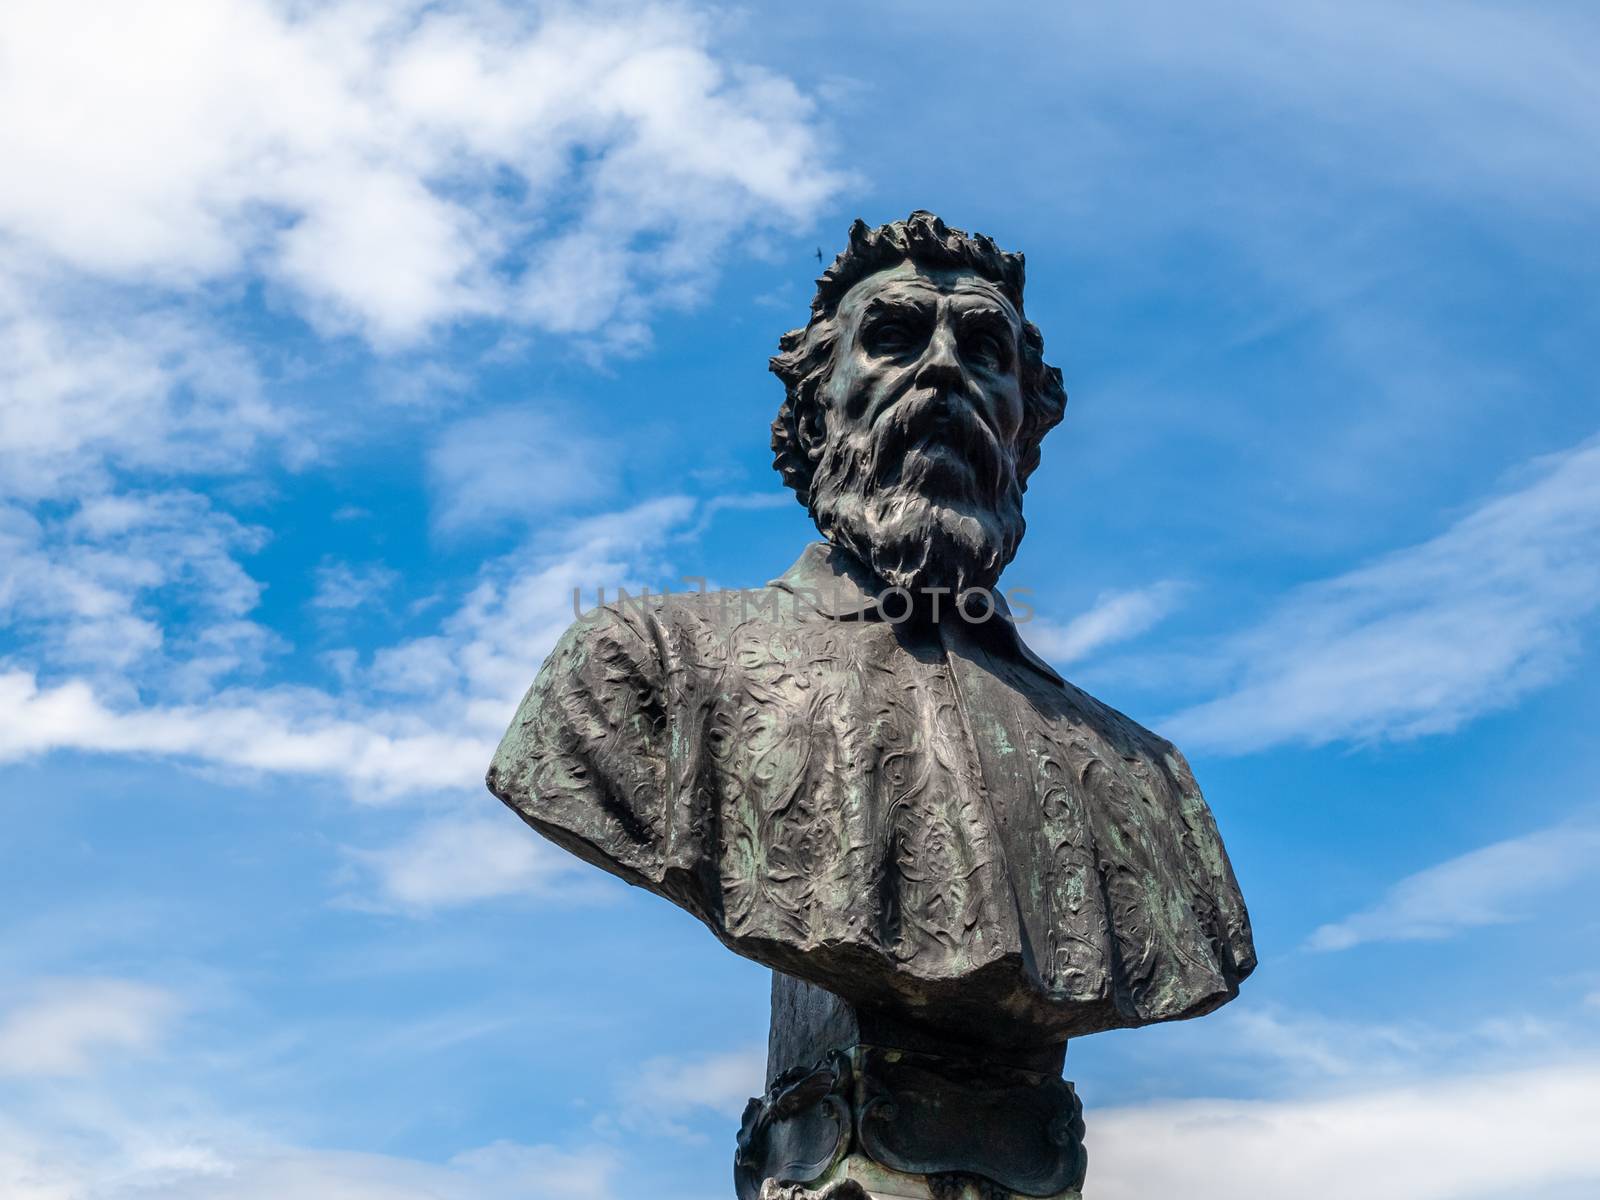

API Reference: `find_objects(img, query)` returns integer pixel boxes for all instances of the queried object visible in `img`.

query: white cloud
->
[348,814,581,912]
[0,491,278,697]
[1027,581,1187,665]
[1090,1061,1600,1200]
[1221,1007,1426,1081]
[631,1047,764,1118]
[1165,434,1600,753]
[0,978,180,1078]
[0,0,842,347]
[0,1,840,737]
[0,3,824,807]
[0,670,492,799]
[617,1046,765,1141]
[1307,822,1600,952]
[311,560,399,613]
[0,1123,621,1200]
[367,495,698,725]
[0,494,698,799]
[677,491,793,542]
[0,274,287,502]
[1207,1003,1579,1089]
[427,408,615,536]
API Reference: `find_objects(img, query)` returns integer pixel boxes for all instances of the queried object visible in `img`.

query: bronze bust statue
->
[489,212,1255,1199]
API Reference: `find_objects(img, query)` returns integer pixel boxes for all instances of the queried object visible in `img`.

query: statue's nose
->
[913,325,965,393]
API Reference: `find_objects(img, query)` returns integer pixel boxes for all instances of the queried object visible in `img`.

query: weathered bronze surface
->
[488,212,1256,1197]
[736,1050,853,1199]
[735,1038,1084,1200]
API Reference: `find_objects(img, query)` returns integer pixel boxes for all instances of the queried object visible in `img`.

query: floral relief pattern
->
[487,542,1255,1045]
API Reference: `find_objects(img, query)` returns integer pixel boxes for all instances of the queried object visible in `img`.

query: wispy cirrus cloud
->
[0,495,698,799]
[1165,433,1600,754]
[0,1119,622,1200]
[310,559,400,616]
[426,408,616,538]
[346,813,585,913]
[1212,1004,1578,1087]
[1307,821,1600,952]
[616,1047,765,1141]
[1091,1060,1600,1200]
[1029,581,1187,666]
[0,669,492,798]
[0,978,181,1078]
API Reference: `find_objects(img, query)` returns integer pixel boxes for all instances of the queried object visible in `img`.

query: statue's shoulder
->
[533,597,679,690]
[585,580,815,635]
[562,583,730,638]
[1052,674,1191,775]
[552,581,800,670]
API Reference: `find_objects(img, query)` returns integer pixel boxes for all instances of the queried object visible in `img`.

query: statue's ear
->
[796,394,827,463]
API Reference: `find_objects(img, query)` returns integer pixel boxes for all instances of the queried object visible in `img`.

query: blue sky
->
[2,2,1598,1197]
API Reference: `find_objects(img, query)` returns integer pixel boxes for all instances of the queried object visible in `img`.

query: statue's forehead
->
[837,260,1017,319]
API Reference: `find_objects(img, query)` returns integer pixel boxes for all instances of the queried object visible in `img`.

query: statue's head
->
[771,212,1067,595]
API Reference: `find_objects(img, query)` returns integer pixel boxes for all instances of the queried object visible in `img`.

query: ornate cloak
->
[488,542,1255,1047]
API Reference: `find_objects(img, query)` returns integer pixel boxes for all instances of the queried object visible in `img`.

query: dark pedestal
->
[737,975,1087,1200]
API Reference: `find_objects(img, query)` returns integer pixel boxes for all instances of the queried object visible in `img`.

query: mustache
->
[806,392,1029,593]
[867,387,1008,496]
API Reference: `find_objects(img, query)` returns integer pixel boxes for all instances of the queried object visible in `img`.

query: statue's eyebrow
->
[953,303,1018,333]
[859,293,934,322]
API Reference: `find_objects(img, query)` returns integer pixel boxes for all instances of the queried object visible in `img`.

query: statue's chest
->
[706,616,1091,813]
[692,616,1154,990]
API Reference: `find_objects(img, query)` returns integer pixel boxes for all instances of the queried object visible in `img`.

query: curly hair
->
[769,211,1067,506]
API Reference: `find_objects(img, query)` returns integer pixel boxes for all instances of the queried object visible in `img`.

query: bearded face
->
[804,260,1029,597]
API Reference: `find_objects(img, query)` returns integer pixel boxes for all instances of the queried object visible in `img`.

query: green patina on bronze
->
[488,542,1253,1047]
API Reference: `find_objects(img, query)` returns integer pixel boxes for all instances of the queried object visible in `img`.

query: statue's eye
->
[966,330,1011,372]
[865,319,918,356]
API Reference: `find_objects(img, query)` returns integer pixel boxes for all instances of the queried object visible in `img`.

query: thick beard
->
[808,408,1025,598]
